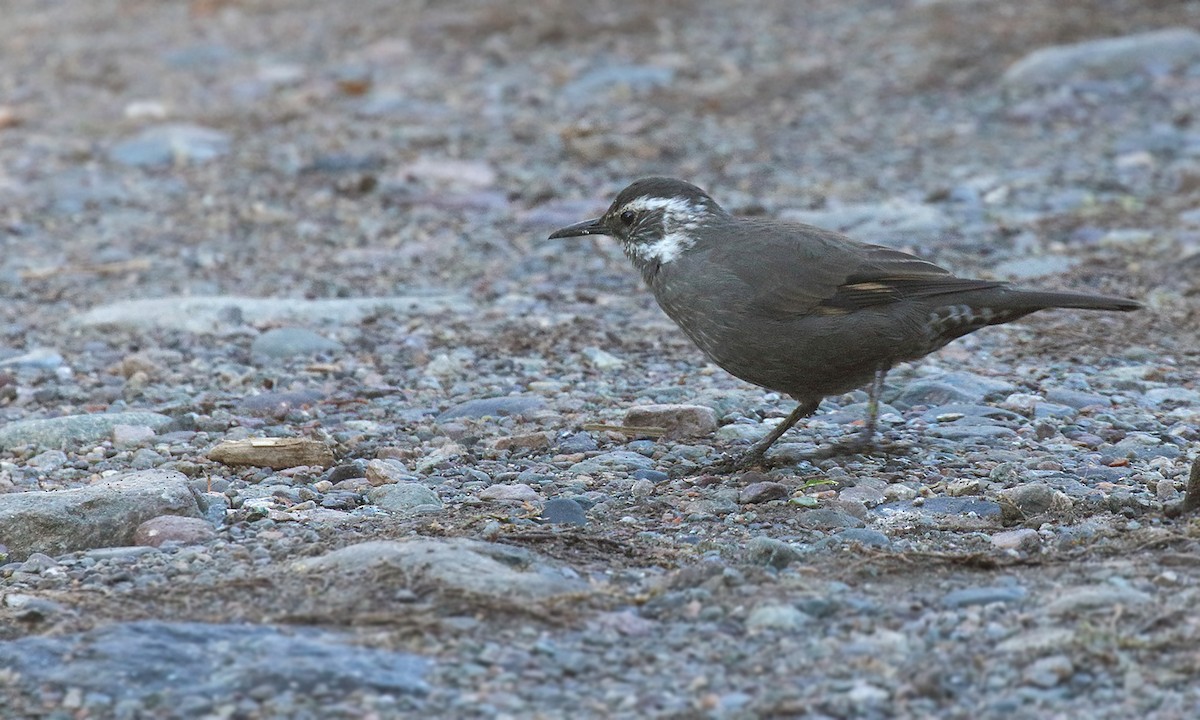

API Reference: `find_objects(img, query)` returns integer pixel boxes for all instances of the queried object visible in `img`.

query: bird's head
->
[549,177,727,267]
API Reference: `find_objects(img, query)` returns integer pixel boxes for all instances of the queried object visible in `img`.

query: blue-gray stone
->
[541,498,587,526]
[250,327,344,360]
[942,585,1028,608]
[796,508,865,530]
[632,469,669,482]
[1044,388,1111,409]
[436,396,545,422]
[927,424,1019,441]
[556,431,597,453]
[1033,402,1078,420]
[109,124,231,167]
[568,451,654,474]
[912,497,1002,517]
[562,65,675,102]
[0,412,174,451]
[830,528,891,548]
[0,622,428,704]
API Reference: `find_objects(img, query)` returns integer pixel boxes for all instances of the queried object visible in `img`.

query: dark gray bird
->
[549,177,1141,470]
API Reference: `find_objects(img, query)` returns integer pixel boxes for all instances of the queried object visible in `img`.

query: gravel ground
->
[2,1,1200,718]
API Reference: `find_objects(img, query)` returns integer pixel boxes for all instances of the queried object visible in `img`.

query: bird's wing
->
[719,221,1005,318]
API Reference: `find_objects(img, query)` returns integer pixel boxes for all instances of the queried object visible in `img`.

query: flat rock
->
[366,483,442,514]
[133,515,217,547]
[292,538,588,601]
[72,295,470,333]
[1045,584,1152,615]
[109,123,231,166]
[745,604,810,631]
[942,585,1028,608]
[0,411,173,452]
[0,469,201,560]
[1003,28,1200,88]
[250,327,344,360]
[624,404,718,439]
[0,622,428,706]
[744,536,802,569]
[479,482,541,503]
[568,450,655,474]
[436,395,545,421]
[541,497,587,526]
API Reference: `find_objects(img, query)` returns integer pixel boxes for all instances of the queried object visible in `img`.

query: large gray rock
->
[0,411,173,451]
[0,469,202,560]
[72,295,470,333]
[292,538,588,601]
[1003,28,1200,88]
[0,622,428,709]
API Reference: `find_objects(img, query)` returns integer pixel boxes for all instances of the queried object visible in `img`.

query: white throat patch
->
[621,196,705,264]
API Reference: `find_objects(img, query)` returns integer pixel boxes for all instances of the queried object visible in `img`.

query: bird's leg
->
[859,366,888,446]
[707,399,820,473]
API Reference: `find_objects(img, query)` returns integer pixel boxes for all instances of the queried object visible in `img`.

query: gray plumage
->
[550,177,1140,468]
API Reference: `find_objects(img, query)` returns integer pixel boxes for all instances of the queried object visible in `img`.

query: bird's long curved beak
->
[548,217,608,239]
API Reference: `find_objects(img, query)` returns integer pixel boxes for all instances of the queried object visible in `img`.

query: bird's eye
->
[619,210,637,226]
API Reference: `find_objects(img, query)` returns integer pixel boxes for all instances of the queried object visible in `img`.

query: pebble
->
[624,404,718,439]
[250,327,344,360]
[109,124,231,166]
[942,585,1028,608]
[743,537,802,569]
[745,604,810,631]
[1045,584,1152,615]
[541,498,587,526]
[1022,655,1076,688]
[133,516,216,547]
[479,483,541,503]
[991,528,1042,552]
[739,481,788,504]
[436,396,546,421]
[367,483,443,514]
[568,451,655,474]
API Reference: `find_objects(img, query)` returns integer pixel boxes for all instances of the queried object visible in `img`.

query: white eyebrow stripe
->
[622,196,700,216]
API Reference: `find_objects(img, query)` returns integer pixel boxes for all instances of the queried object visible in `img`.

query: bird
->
[549,177,1141,471]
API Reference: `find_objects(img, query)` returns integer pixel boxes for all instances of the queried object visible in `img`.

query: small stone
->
[624,404,718,439]
[133,516,216,547]
[744,536,801,569]
[796,508,865,530]
[581,347,625,370]
[630,478,656,497]
[250,327,343,360]
[941,585,1028,608]
[745,604,810,631]
[436,396,545,422]
[541,498,586,526]
[365,459,413,485]
[739,482,788,504]
[991,528,1042,552]
[1023,655,1075,688]
[367,483,442,515]
[112,424,157,447]
[998,483,1072,522]
[568,451,654,474]
[1045,584,1152,615]
[109,123,231,166]
[946,478,981,496]
[479,483,541,503]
